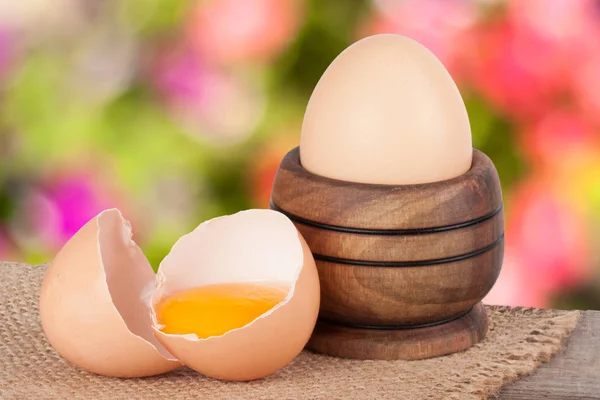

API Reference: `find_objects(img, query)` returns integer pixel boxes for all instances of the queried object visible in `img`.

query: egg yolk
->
[156,283,289,338]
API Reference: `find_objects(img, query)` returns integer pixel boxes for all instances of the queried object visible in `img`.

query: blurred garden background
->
[0,0,599,310]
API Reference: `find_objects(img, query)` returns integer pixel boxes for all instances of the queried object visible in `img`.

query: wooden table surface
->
[496,310,600,399]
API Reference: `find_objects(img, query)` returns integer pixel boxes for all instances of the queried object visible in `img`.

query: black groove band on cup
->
[320,307,474,331]
[312,234,504,268]
[270,200,503,236]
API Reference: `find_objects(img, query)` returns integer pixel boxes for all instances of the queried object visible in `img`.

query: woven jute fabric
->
[0,262,580,400]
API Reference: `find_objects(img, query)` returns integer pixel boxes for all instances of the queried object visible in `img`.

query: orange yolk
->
[156,282,289,338]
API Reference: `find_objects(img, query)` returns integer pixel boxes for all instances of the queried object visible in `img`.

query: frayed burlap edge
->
[0,262,580,400]
[479,306,580,399]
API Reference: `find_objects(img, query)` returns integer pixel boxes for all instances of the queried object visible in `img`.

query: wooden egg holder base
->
[270,147,504,360]
[307,303,488,360]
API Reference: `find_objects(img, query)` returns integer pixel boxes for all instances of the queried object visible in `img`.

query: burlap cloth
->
[0,263,580,400]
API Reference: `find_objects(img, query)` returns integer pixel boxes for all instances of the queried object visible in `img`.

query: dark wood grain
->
[317,240,503,326]
[271,147,503,230]
[294,211,504,262]
[270,145,504,359]
[496,310,600,399]
[308,303,488,360]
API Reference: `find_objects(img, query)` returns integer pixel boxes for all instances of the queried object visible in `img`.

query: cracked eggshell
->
[39,209,181,378]
[151,209,320,381]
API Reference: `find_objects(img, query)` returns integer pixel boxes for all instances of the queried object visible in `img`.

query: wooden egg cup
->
[270,147,504,360]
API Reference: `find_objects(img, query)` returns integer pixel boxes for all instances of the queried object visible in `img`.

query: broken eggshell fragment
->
[39,209,180,378]
[151,209,321,381]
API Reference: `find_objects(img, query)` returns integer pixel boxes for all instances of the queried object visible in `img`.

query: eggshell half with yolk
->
[151,209,320,381]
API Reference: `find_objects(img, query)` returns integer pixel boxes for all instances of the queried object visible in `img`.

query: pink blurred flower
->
[483,251,549,308]
[45,173,116,242]
[151,44,264,144]
[466,0,600,120]
[11,173,118,251]
[508,0,600,95]
[465,21,563,120]
[520,110,597,171]
[362,0,478,79]
[0,27,14,80]
[187,0,303,64]
[152,45,209,105]
[572,53,600,125]
[508,0,600,53]
[506,180,592,294]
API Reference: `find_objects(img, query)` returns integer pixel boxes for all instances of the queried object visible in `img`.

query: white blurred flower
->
[0,0,87,41]
[151,44,265,145]
[65,24,138,104]
[182,70,265,145]
[139,172,207,237]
